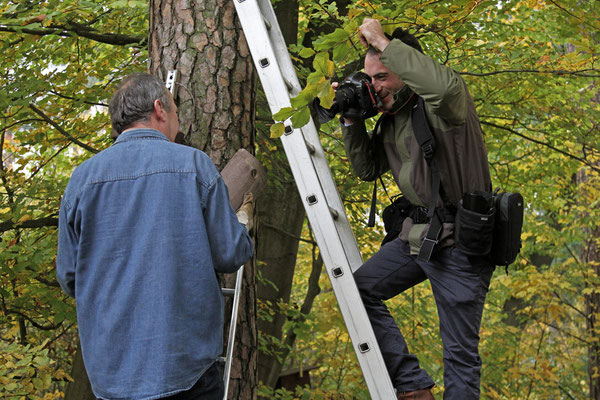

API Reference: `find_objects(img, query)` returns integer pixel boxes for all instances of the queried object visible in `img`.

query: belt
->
[410,205,456,224]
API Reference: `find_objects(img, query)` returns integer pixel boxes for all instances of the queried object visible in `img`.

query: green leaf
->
[298,47,316,58]
[269,122,285,138]
[290,106,311,128]
[332,41,352,63]
[317,82,335,109]
[312,52,333,76]
[272,107,295,122]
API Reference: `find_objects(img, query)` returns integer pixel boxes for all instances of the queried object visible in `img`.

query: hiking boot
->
[397,388,435,400]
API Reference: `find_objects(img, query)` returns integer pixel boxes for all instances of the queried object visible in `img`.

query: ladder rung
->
[283,77,293,92]
[329,207,339,220]
[222,288,235,296]
[262,14,271,30]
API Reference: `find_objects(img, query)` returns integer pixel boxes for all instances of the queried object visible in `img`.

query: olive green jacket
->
[342,40,491,254]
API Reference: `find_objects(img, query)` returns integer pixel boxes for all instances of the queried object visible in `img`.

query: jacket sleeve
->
[341,120,389,181]
[203,173,253,273]
[56,199,77,298]
[380,40,467,126]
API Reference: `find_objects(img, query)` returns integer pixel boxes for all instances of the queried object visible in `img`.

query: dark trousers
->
[353,238,494,399]
[162,362,224,400]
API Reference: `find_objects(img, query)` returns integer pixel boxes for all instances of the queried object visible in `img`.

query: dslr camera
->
[313,72,380,123]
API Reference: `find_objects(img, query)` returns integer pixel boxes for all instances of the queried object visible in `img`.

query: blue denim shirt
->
[56,129,253,399]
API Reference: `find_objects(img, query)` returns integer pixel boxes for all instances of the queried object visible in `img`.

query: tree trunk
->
[255,155,306,387]
[578,164,600,400]
[64,344,95,400]
[584,235,600,400]
[149,0,255,168]
[149,0,257,398]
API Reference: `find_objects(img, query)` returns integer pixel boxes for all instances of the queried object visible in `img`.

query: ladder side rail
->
[251,0,365,273]
[223,267,244,399]
[278,129,396,399]
[296,122,365,273]
[255,0,303,97]
[234,4,363,278]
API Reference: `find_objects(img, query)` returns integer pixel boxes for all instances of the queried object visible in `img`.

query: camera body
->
[313,71,380,123]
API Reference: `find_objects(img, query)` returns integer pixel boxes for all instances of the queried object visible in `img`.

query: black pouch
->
[455,192,496,256]
[491,191,524,266]
[381,195,412,246]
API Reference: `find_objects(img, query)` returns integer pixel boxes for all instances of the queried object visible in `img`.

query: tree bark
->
[578,164,600,400]
[149,1,258,398]
[255,160,306,387]
[149,0,255,169]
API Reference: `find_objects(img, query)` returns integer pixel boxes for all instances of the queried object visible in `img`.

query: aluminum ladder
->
[221,268,244,399]
[232,1,396,398]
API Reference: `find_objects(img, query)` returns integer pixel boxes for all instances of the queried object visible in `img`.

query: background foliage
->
[1,0,598,399]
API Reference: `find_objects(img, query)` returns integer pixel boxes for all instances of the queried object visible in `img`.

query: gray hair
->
[108,73,172,135]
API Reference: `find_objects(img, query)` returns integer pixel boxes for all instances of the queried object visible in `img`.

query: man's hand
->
[236,192,255,231]
[359,18,390,52]
[331,81,355,126]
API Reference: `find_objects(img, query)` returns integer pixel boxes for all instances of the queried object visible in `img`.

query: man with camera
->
[339,18,495,400]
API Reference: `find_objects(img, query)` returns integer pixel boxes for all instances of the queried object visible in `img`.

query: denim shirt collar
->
[114,128,170,145]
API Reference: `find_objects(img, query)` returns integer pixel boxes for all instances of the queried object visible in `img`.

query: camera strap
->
[367,115,391,227]
[367,97,444,261]
[411,97,444,262]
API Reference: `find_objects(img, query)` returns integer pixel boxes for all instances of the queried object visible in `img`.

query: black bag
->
[454,199,496,256]
[490,191,524,266]
[381,195,412,246]
[454,190,524,266]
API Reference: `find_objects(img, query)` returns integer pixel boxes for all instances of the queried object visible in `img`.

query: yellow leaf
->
[270,123,285,138]
[18,214,31,223]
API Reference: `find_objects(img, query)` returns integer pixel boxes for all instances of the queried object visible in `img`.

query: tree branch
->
[481,120,600,172]
[50,90,108,107]
[28,104,99,154]
[0,215,58,233]
[0,22,146,46]
[261,221,317,245]
[460,68,600,78]
[546,0,600,31]
[4,308,62,331]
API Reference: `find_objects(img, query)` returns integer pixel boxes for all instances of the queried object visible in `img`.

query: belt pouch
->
[454,200,495,256]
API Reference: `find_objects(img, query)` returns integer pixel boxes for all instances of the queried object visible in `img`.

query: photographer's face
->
[365,52,404,110]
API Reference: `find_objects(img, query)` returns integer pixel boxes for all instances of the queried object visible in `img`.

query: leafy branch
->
[2,308,62,331]
[0,215,58,233]
[480,120,600,172]
[0,20,146,47]
[460,69,600,78]
[28,104,99,154]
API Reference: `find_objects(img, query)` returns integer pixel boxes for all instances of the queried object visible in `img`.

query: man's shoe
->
[397,388,435,400]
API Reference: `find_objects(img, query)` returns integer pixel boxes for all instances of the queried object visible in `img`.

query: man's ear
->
[153,99,167,122]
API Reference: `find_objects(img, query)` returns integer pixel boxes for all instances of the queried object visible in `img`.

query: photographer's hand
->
[331,81,356,126]
[359,18,390,52]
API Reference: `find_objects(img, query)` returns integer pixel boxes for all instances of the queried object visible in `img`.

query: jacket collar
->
[114,128,170,144]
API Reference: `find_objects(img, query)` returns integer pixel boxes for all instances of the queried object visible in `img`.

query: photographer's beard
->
[377,85,414,113]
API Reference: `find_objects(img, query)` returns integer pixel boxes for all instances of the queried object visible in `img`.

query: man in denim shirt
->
[57,73,253,399]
